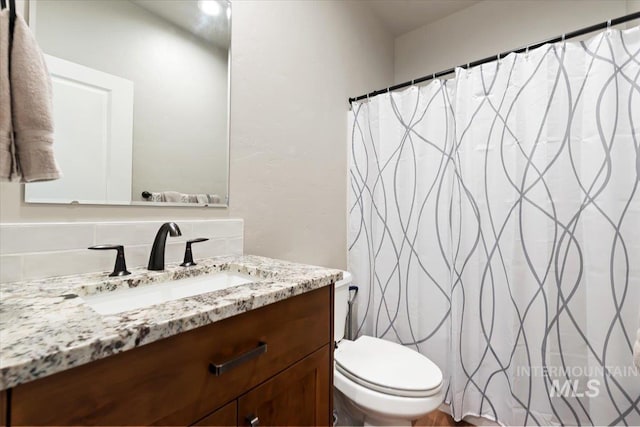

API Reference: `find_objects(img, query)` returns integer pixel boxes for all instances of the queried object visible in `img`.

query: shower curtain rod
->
[348,11,640,105]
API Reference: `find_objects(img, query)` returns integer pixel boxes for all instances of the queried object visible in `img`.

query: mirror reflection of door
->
[25,55,134,205]
[25,0,231,207]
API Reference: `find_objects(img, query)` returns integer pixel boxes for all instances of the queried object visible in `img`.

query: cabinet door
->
[237,346,330,427]
[193,401,237,427]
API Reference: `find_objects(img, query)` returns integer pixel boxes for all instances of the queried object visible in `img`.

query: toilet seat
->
[335,336,443,398]
[334,368,444,424]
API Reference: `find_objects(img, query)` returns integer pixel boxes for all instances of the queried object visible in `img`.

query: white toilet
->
[334,272,444,426]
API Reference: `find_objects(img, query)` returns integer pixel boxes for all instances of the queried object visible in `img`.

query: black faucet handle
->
[188,238,209,244]
[88,245,131,277]
[181,238,209,267]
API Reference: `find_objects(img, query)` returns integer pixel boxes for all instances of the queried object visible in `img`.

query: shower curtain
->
[348,27,640,426]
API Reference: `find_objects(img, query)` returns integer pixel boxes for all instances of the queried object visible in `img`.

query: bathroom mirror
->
[24,0,231,207]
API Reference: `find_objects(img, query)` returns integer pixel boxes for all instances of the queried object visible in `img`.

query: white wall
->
[394,0,640,84]
[0,0,394,271]
[35,0,229,200]
[228,1,394,269]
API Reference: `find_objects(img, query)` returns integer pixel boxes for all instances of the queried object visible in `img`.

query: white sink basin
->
[81,271,256,315]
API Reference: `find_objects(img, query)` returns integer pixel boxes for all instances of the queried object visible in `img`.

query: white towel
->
[145,191,220,204]
[1,12,61,182]
[161,191,182,203]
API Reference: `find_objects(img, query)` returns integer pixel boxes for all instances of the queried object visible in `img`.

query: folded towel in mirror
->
[162,191,183,203]
[143,191,220,204]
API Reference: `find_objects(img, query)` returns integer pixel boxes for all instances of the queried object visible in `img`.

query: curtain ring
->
[525,45,529,59]
[607,19,612,36]
[561,33,566,49]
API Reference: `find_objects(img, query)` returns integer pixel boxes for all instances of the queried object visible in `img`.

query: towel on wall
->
[0,10,61,182]
[0,10,16,180]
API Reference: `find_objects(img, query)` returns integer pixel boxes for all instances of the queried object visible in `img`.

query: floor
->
[414,410,473,426]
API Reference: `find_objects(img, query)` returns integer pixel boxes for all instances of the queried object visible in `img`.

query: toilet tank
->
[334,271,352,342]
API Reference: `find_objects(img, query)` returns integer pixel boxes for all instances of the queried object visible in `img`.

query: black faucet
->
[148,222,182,271]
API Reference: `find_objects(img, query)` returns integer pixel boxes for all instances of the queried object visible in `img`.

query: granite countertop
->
[0,255,342,391]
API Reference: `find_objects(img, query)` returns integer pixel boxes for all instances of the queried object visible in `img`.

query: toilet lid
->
[335,336,443,398]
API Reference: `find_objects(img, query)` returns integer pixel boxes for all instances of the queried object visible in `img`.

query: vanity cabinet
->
[237,347,330,426]
[1,390,6,427]
[9,287,333,426]
[193,401,237,426]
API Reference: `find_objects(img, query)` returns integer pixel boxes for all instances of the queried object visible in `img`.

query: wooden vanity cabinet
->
[1,389,6,427]
[9,286,334,426]
[192,401,237,427]
[193,346,330,427]
[237,346,330,426]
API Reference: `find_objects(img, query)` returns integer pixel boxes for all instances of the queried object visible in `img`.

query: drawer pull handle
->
[246,414,259,427]
[209,342,267,376]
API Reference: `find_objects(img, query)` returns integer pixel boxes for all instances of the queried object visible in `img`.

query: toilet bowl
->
[334,273,444,426]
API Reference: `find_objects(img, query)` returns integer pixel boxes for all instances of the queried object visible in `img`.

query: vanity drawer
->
[11,286,331,426]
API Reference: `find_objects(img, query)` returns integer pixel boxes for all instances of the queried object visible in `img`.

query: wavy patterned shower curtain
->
[348,27,640,426]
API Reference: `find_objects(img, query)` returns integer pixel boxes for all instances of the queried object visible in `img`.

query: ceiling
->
[366,0,479,36]
[131,0,477,49]
[132,0,230,49]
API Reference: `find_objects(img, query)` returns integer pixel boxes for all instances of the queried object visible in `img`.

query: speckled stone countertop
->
[0,255,342,391]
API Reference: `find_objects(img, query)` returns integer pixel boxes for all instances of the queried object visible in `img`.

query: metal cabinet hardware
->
[245,414,259,427]
[208,342,268,376]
